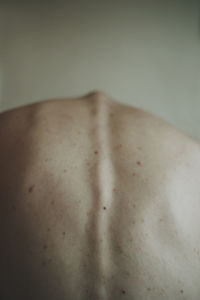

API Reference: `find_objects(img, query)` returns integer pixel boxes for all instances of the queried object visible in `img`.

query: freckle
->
[62,231,66,236]
[122,290,126,294]
[28,184,35,193]
[132,173,136,176]
[42,261,46,267]
[47,228,51,232]
[133,204,136,208]
[87,162,91,166]
[11,204,16,211]
[113,187,116,192]
[136,161,142,166]
[63,169,67,173]
[132,221,136,224]
[92,108,97,115]
[180,290,184,294]
[109,113,114,117]
[115,144,122,150]
[147,287,151,291]
[159,218,163,222]
[137,146,142,150]
[51,200,55,205]
[103,206,107,210]
[94,150,98,155]
[66,114,73,120]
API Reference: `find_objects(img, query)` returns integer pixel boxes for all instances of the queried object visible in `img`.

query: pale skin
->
[0,91,200,300]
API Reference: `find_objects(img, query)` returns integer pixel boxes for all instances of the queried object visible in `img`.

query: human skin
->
[0,91,200,300]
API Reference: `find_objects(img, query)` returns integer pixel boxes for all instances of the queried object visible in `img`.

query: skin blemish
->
[87,162,91,166]
[109,113,114,117]
[180,290,184,294]
[51,200,55,205]
[63,113,73,120]
[62,231,66,236]
[11,204,16,211]
[29,249,33,256]
[137,146,142,150]
[141,218,144,223]
[43,244,47,250]
[122,290,126,295]
[159,218,164,222]
[132,173,136,176]
[115,144,122,150]
[133,204,136,208]
[132,221,136,224]
[103,206,107,210]
[113,188,116,192]
[63,169,67,173]
[136,161,142,166]
[92,108,97,115]
[42,261,46,267]
[47,228,51,232]
[147,288,151,291]
[28,184,35,193]
[94,150,99,155]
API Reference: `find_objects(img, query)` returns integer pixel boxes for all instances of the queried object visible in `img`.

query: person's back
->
[0,91,200,300]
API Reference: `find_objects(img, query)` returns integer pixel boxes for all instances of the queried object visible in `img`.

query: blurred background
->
[0,0,199,140]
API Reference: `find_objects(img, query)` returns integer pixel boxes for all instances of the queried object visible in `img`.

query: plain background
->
[0,0,200,141]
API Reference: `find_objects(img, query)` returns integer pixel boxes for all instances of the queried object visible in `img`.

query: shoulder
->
[0,91,199,149]
[104,94,200,169]
[0,93,100,186]
[0,92,200,174]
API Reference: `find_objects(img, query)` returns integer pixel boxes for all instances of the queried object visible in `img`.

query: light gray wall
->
[0,0,200,140]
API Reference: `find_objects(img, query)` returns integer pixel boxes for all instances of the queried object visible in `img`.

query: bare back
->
[0,91,200,300]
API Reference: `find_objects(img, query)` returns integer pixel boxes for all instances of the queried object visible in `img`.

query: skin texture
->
[0,91,200,300]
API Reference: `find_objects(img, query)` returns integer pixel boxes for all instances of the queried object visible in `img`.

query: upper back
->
[0,91,199,188]
[1,91,200,300]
